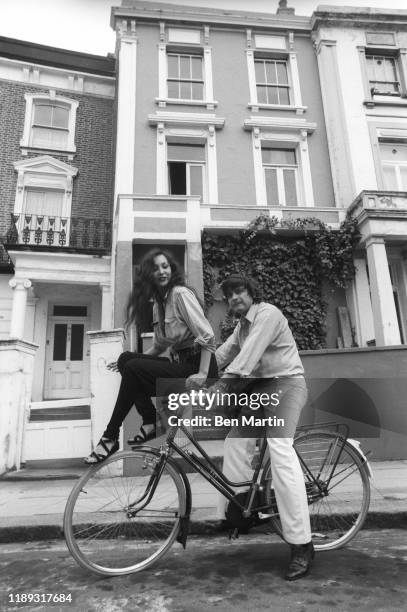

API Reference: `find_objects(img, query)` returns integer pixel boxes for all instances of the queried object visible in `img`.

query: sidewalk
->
[0,459,406,543]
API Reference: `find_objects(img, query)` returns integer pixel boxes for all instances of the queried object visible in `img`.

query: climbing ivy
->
[202,215,359,350]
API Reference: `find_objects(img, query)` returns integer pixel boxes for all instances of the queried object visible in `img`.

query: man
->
[214,274,314,581]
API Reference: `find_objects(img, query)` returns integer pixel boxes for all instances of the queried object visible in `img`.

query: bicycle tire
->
[64,449,187,576]
[261,431,370,551]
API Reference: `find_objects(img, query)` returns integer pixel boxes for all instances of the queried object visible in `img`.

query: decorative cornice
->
[244,116,316,133]
[111,1,311,33]
[13,155,78,176]
[148,111,225,128]
[311,7,407,31]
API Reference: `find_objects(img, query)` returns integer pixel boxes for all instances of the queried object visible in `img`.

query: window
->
[262,147,298,206]
[255,59,290,105]
[167,53,204,100]
[20,93,78,155]
[12,156,78,247]
[30,101,70,148]
[379,143,407,190]
[366,54,400,96]
[20,188,66,246]
[167,143,206,200]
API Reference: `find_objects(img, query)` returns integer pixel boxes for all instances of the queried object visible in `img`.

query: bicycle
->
[63,420,371,576]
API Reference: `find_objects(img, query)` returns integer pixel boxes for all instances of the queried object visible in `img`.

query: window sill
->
[156,97,218,110]
[364,97,407,109]
[248,103,307,115]
[20,144,76,159]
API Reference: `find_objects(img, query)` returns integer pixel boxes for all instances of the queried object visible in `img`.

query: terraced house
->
[2,1,407,473]
[0,37,115,470]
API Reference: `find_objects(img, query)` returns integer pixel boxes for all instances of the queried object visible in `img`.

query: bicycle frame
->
[128,420,358,520]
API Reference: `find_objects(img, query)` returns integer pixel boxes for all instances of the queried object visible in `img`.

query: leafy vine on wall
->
[202,215,359,350]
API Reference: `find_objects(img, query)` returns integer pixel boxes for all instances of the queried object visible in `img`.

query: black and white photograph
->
[0,0,406,610]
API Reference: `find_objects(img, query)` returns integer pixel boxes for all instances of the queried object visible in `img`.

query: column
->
[114,23,138,203]
[9,278,32,339]
[87,329,125,449]
[347,255,375,346]
[314,39,355,208]
[365,237,401,346]
[186,198,204,301]
[100,283,113,330]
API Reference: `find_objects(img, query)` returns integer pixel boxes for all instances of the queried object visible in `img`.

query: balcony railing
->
[5,213,112,251]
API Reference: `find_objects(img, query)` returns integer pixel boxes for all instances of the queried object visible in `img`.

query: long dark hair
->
[126,249,185,331]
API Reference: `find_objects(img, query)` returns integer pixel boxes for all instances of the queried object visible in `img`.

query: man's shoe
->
[285,541,314,581]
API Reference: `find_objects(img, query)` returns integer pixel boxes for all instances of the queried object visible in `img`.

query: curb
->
[1,512,406,545]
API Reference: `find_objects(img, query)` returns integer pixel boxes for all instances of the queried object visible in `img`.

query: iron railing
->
[5,213,112,251]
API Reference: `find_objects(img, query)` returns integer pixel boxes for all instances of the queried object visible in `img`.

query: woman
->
[85,249,217,464]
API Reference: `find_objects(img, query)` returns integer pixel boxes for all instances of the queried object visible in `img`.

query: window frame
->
[378,141,407,192]
[20,93,78,157]
[166,142,207,202]
[13,156,78,246]
[254,57,291,106]
[157,29,216,109]
[246,34,306,114]
[262,146,300,206]
[359,45,407,108]
[166,51,205,102]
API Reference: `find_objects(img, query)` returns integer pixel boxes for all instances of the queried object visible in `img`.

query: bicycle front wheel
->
[262,432,370,551]
[64,449,187,576]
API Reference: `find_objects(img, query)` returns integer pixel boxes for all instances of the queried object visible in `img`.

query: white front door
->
[45,314,89,399]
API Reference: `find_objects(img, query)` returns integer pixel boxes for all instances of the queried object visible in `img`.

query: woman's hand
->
[107,361,119,372]
[185,372,208,392]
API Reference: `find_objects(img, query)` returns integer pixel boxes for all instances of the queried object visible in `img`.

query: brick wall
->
[0,80,114,238]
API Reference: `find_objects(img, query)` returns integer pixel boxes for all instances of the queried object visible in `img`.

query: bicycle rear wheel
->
[262,432,370,551]
[64,449,187,576]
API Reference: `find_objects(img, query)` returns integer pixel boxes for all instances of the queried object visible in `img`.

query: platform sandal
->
[127,425,158,446]
[84,437,119,464]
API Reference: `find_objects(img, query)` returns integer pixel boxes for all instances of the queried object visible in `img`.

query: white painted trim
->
[114,33,138,202]
[20,93,78,154]
[158,43,167,99]
[244,116,316,132]
[246,41,304,112]
[8,251,111,285]
[0,56,115,98]
[246,48,257,106]
[153,122,219,204]
[289,51,303,108]
[249,125,315,206]
[203,46,215,104]
[12,156,78,234]
[252,128,267,205]
[157,26,216,109]
[149,111,225,128]
[248,103,307,114]
[168,28,201,44]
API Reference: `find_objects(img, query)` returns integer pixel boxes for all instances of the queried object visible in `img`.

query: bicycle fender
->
[347,438,373,478]
[167,457,192,549]
[134,446,192,548]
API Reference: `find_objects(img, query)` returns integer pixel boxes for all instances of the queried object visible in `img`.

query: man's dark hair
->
[221,274,261,302]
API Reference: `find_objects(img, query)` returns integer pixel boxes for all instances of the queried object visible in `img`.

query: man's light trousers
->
[217,377,311,545]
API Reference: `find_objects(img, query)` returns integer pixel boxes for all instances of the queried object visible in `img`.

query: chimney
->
[276,0,295,15]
